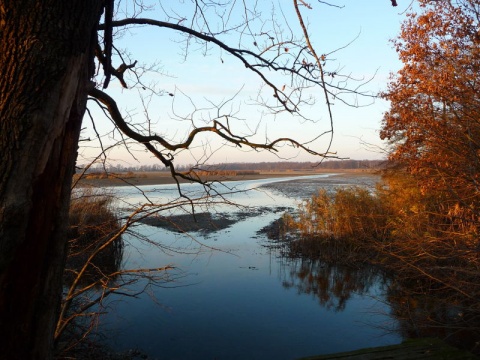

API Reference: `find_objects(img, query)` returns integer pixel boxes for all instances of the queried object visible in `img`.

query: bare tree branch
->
[89,87,336,176]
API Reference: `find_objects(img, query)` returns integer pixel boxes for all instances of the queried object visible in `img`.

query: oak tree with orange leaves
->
[381,0,480,226]
[379,4,480,344]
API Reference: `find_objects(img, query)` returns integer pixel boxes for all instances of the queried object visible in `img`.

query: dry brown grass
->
[284,186,390,263]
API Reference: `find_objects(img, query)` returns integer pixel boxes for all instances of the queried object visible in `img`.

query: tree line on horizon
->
[82,159,385,173]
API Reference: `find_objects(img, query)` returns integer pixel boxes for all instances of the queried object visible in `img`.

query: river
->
[93,173,402,359]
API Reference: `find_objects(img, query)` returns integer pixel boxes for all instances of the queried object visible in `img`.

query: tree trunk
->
[0,1,101,359]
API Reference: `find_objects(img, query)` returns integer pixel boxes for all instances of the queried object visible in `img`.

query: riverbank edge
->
[298,338,479,360]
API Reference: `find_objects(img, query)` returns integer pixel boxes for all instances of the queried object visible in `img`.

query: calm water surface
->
[97,175,402,359]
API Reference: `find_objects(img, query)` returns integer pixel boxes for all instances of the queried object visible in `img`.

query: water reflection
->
[274,240,480,355]
[386,281,480,354]
[275,241,480,354]
[278,257,388,312]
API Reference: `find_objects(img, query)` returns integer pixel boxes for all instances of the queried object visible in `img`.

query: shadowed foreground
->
[299,338,478,360]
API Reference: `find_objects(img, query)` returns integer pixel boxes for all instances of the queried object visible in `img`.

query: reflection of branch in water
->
[278,256,387,312]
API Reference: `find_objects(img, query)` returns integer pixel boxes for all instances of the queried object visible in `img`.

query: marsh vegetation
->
[279,173,480,355]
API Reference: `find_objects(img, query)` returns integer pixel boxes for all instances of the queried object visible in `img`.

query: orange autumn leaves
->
[381,0,480,206]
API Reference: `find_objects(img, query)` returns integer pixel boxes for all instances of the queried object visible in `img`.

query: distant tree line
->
[81,159,385,173]
[213,160,385,171]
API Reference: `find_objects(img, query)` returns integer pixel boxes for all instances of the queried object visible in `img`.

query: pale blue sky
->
[81,1,414,167]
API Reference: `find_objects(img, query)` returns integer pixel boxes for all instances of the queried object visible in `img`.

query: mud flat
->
[137,206,291,234]
[259,172,380,199]
[75,169,377,188]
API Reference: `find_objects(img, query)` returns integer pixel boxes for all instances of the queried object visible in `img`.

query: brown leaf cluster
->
[381,0,480,211]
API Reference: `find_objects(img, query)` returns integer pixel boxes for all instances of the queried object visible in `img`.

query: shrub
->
[66,188,123,286]
[56,188,123,355]
[285,186,389,263]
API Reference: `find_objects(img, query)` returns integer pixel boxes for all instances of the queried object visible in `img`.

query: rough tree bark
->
[0,1,102,359]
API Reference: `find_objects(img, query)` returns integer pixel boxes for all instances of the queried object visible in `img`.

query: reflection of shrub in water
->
[276,183,480,355]
[278,257,387,311]
[387,280,480,355]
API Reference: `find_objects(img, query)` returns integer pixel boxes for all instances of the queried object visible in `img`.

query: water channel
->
[95,174,402,359]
